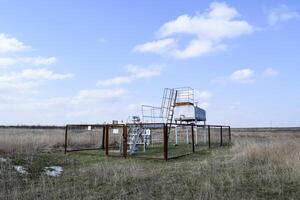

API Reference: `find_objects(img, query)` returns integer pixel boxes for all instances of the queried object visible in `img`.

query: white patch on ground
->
[14,165,28,174]
[44,166,63,177]
[0,157,8,162]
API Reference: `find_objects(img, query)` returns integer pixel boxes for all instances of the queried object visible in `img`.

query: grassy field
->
[0,128,300,199]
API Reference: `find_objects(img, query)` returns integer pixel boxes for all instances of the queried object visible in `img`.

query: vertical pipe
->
[208,125,211,149]
[150,129,152,145]
[229,126,231,144]
[123,125,127,158]
[64,125,68,154]
[220,126,223,146]
[163,124,168,161]
[175,126,178,145]
[191,125,195,153]
[105,125,109,156]
[204,126,207,144]
[195,126,198,145]
[186,128,189,144]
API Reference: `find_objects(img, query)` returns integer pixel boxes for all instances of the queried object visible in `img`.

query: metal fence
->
[64,123,231,161]
[64,124,105,153]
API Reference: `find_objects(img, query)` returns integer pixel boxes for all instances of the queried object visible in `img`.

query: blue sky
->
[0,0,299,127]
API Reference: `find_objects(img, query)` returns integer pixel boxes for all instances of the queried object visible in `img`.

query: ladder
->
[160,88,178,135]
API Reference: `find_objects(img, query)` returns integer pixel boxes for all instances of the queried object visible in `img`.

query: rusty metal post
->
[64,125,68,154]
[163,124,168,161]
[101,126,106,150]
[123,125,127,158]
[105,125,109,156]
[208,125,211,149]
[229,126,231,144]
[191,125,195,153]
[220,126,223,146]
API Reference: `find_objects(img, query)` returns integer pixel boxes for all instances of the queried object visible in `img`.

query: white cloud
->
[0,57,16,67]
[194,90,212,109]
[133,38,176,54]
[264,68,279,77]
[171,40,226,59]
[0,68,74,92]
[20,68,74,80]
[198,102,211,109]
[268,5,300,26]
[0,34,56,68]
[0,80,36,93]
[194,90,212,101]
[71,88,126,104]
[213,68,277,84]
[229,68,255,83]
[157,2,252,40]
[125,64,162,78]
[98,64,163,86]
[19,56,57,65]
[0,34,30,53]
[99,76,132,86]
[0,56,57,68]
[134,2,254,59]
[0,86,127,123]
[33,97,70,109]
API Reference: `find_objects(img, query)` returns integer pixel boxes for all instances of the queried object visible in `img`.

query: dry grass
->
[0,127,104,152]
[0,127,300,199]
[0,127,64,153]
[232,139,300,167]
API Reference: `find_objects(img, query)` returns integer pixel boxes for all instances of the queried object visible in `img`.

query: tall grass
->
[0,128,64,153]
[0,128,299,199]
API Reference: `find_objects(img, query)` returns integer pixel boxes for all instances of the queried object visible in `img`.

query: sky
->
[0,0,300,127]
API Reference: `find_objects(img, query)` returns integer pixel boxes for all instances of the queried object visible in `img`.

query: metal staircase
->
[128,124,145,154]
[127,116,151,154]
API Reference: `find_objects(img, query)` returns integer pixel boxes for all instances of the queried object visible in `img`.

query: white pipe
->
[195,126,198,145]
[175,126,178,145]
[143,133,146,152]
[203,126,207,144]
[195,120,198,145]
[186,128,189,144]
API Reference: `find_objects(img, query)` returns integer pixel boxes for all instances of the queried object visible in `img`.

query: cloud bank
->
[133,2,254,59]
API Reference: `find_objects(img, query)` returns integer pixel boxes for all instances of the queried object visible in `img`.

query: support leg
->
[186,128,189,144]
[195,126,198,145]
[175,126,178,145]
[204,126,207,144]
